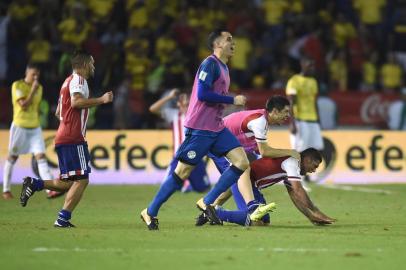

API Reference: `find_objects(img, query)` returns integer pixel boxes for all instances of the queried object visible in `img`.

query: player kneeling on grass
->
[196,148,336,226]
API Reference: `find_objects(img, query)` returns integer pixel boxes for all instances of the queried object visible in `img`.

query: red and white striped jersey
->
[161,107,185,153]
[55,73,89,145]
[172,111,186,153]
[250,156,302,190]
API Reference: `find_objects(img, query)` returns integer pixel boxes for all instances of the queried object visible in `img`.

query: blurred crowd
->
[1,0,406,129]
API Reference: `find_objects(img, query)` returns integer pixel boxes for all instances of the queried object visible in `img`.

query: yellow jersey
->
[286,74,318,121]
[380,64,402,89]
[11,79,42,128]
[353,0,386,25]
[263,0,288,25]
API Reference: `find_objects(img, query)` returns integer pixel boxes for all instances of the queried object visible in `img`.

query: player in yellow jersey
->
[286,57,324,189]
[2,63,61,199]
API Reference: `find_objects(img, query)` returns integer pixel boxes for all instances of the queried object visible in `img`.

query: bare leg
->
[226,148,253,204]
[236,168,254,204]
[62,179,89,212]
[43,179,72,192]
[213,189,232,206]
[174,161,194,179]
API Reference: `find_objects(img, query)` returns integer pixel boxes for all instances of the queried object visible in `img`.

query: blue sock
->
[247,200,260,214]
[32,178,44,191]
[216,208,250,226]
[204,165,244,205]
[147,172,183,217]
[56,209,72,225]
[262,213,271,224]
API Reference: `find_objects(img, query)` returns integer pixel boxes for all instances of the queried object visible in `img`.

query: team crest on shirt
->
[187,151,196,159]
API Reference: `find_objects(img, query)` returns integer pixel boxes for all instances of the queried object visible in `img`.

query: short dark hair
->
[26,62,40,71]
[301,148,322,163]
[71,50,92,69]
[265,95,290,112]
[207,29,226,50]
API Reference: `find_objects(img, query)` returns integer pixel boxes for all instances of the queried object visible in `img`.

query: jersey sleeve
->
[38,85,43,100]
[197,58,219,88]
[286,76,297,95]
[281,157,301,181]
[196,58,234,104]
[12,81,25,102]
[161,107,178,123]
[246,116,268,143]
[69,75,86,96]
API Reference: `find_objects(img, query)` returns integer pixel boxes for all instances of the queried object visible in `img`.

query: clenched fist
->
[101,91,114,104]
[233,95,247,106]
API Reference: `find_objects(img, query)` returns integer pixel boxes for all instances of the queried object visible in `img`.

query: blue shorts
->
[55,142,91,181]
[210,150,260,174]
[175,128,240,165]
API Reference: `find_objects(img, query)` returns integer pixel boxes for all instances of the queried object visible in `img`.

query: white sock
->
[37,158,53,180]
[3,160,15,193]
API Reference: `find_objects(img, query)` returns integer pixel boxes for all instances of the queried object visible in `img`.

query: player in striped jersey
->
[198,148,336,226]
[20,50,113,228]
[149,88,210,193]
[206,96,299,221]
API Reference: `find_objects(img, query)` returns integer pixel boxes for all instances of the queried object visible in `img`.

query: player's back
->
[223,109,267,152]
[286,74,318,121]
[250,156,301,189]
[55,73,89,145]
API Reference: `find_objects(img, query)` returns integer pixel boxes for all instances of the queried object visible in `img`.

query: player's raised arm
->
[71,91,113,109]
[149,88,179,114]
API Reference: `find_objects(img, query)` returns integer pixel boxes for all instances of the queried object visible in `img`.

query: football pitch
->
[1,184,406,270]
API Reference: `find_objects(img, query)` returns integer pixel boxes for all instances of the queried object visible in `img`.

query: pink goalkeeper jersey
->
[184,55,230,132]
[223,109,269,153]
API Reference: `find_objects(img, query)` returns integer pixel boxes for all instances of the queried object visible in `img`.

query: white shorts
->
[8,122,46,156]
[290,120,324,151]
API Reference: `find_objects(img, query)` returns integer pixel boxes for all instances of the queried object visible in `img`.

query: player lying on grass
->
[196,148,336,226]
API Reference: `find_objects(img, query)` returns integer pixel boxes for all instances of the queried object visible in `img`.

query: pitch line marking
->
[320,184,393,194]
[32,247,384,253]
[32,247,123,252]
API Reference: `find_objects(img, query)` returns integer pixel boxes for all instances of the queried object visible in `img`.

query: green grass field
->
[1,184,406,270]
